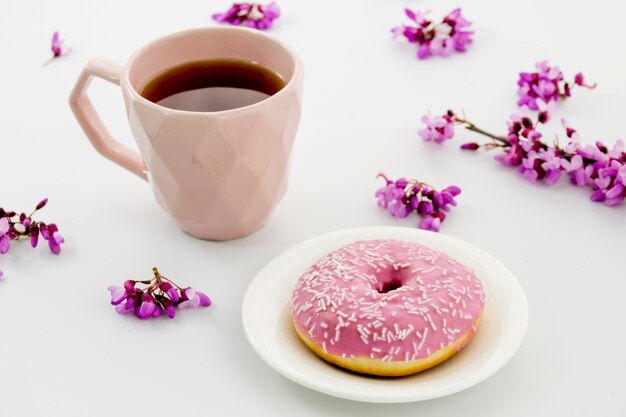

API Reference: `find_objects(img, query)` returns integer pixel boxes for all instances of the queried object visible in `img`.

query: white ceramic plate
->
[242,227,528,403]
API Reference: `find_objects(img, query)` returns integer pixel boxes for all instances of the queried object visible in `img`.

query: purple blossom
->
[136,293,157,319]
[51,32,63,57]
[517,61,564,110]
[509,106,542,144]
[419,215,441,232]
[418,113,456,143]
[107,286,129,305]
[178,288,212,309]
[461,142,480,150]
[539,148,563,185]
[392,8,473,60]
[42,223,64,254]
[0,199,63,260]
[375,174,460,232]
[0,218,10,254]
[562,118,582,153]
[618,164,626,184]
[561,155,591,187]
[108,268,212,320]
[443,8,474,52]
[161,297,176,319]
[44,32,69,65]
[607,139,625,160]
[517,61,595,110]
[375,180,406,209]
[590,160,626,206]
[0,270,4,280]
[159,281,180,303]
[212,2,280,30]
[520,151,541,184]
[574,73,597,89]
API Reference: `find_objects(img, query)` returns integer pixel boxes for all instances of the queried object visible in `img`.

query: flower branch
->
[107,267,212,319]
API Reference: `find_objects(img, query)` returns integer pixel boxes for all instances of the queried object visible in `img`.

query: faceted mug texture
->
[127,79,302,240]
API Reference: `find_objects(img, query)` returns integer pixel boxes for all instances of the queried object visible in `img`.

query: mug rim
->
[122,26,302,117]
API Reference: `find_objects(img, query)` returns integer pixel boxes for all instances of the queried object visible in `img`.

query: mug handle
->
[69,58,148,181]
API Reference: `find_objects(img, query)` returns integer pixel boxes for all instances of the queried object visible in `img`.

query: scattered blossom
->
[212,2,280,30]
[517,60,595,110]
[107,268,212,320]
[44,32,69,65]
[418,112,456,143]
[375,174,460,232]
[392,8,473,59]
[0,198,64,262]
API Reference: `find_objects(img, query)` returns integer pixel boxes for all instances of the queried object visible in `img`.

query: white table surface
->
[1,0,625,415]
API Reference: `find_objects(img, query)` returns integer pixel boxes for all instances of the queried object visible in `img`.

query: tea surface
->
[140,59,285,112]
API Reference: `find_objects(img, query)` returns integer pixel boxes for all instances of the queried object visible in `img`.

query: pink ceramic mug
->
[69,27,303,240]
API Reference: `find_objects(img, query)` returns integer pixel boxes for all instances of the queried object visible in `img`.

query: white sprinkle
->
[417,327,429,352]
[426,314,437,331]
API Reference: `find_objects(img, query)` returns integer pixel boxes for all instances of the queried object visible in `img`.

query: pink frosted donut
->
[290,239,486,376]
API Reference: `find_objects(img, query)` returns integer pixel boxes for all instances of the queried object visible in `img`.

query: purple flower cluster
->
[418,61,626,206]
[107,268,212,319]
[212,2,280,30]
[0,198,64,256]
[392,8,473,59]
[517,60,595,110]
[375,173,461,232]
[0,199,64,279]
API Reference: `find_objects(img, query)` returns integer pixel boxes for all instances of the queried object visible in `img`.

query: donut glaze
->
[290,239,486,376]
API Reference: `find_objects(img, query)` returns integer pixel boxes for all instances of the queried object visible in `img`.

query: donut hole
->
[377,278,403,294]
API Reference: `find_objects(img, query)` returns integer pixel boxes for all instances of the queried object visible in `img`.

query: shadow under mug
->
[69,27,303,240]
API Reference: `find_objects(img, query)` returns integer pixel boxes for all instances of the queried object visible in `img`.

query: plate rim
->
[242,226,529,403]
